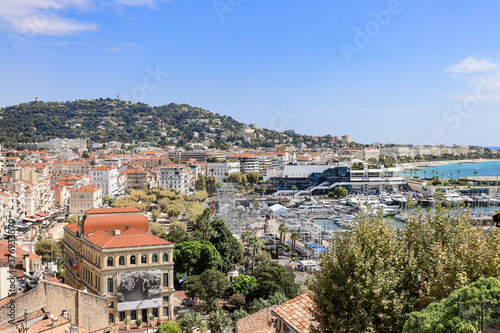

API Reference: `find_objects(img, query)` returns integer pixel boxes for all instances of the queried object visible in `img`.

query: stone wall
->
[0,281,109,330]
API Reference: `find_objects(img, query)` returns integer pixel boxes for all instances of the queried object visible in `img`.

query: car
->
[182,298,193,307]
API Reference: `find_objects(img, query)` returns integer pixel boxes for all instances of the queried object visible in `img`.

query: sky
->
[1,0,500,146]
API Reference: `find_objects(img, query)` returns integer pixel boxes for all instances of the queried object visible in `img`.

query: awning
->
[36,213,49,217]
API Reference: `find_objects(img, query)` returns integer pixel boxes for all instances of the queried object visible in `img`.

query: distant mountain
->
[0,98,348,150]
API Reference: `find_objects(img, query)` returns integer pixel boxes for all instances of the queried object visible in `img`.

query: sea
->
[402,160,500,179]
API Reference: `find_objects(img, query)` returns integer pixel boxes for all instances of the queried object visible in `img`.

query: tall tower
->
[35,97,38,102]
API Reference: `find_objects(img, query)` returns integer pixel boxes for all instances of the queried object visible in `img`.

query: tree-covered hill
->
[0,98,248,147]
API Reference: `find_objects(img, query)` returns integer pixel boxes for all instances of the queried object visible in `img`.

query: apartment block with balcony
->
[158,164,190,194]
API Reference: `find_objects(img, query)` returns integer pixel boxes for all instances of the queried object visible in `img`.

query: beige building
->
[63,207,175,324]
[70,184,102,214]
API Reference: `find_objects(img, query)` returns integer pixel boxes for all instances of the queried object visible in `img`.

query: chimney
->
[23,253,30,273]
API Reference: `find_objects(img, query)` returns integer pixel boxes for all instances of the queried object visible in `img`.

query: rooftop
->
[271,293,315,333]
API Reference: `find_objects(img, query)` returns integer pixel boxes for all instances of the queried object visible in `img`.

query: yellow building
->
[63,207,174,324]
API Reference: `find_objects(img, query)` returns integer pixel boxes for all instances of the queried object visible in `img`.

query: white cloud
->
[0,0,97,36]
[114,0,171,7]
[446,56,498,74]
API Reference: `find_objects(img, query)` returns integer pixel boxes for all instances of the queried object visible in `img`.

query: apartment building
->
[206,161,241,183]
[70,184,103,214]
[91,165,119,196]
[63,207,175,324]
[158,164,190,194]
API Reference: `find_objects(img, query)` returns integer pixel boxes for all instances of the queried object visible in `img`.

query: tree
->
[173,241,220,282]
[334,186,348,198]
[192,190,207,202]
[227,172,246,185]
[35,239,61,262]
[194,208,215,241]
[404,278,500,333]
[151,209,161,222]
[229,293,246,308]
[241,230,253,246]
[184,269,228,308]
[228,275,257,296]
[175,311,205,332]
[252,261,300,301]
[210,218,242,273]
[246,172,260,184]
[457,169,461,179]
[247,236,263,275]
[207,307,230,333]
[278,223,288,245]
[157,321,182,333]
[66,214,79,223]
[102,194,111,206]
[474,170,478,177]
[206,176,217,196]
[149,222,167,236]
[290,232,299,254]
[311,206,500,333]
[185,202,204,225]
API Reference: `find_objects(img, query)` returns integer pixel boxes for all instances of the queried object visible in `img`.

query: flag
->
[69,260,78,270]
[179,271,187,284]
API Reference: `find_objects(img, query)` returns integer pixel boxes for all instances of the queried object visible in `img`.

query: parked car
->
[182,298,193,307]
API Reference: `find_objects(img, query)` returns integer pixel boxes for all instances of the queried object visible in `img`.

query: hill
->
[0,99,345,150]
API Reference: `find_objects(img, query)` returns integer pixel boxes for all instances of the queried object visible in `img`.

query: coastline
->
[400,159,500,169]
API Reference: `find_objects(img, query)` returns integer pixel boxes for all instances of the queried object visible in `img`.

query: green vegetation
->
[173,241,221,282]
[311,205,500,333]
[35,239,61,262]
[184,269,228,309]
[404,278,500,333]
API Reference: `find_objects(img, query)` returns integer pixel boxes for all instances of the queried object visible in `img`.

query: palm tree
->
[241,230,253,246]
[457,170,461,179]
[207,308,230,333]
[278,223,288,245]
[450,173,453,180]
[474,170,478,177]
[291,185,297,198]
[210,168,215,177]
[248,236,263,275]
[432,169,435,179]
[442,172,444,180]
[290,232,299,254]
[176,311,205,333]
[423,171,427,179]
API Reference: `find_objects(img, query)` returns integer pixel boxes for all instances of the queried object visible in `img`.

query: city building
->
[91,165,119,196]
[158,164,190,194]
[206,161,241,183]
[228,154,259,173]
[70,184,103,214]
[63,207,175,324]
[271,293,315,333]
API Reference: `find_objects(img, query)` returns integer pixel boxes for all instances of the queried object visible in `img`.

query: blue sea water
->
[402,160,500,179]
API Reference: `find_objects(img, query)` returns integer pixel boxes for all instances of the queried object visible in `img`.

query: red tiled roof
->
[72,184,102,192]
[0,240,40,260]
[81,214,148,235]
[237,306,277,333]
[84,207,142,214]
[85,227,170,248]
[271,293,315,333]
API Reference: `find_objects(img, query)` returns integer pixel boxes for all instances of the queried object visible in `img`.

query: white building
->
[158,164,190,194]
[91,165,119,196]
[206,161,241,183]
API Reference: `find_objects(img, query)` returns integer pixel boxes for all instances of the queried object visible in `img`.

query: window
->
[163,273,168,287]
[119,256,124,265]
[130,256,136,264]
[130,310,137,320]
[152,308,158,318]
[163,307,169,317]
[109,301,114,308]
[107,257,113,267]
[107,278,113,292]
[152,253,158,263]
[141,254,147,264]
[109,313,114,324]
[162,253,168,262]
[119,312,125,322]
[162,296,169,303]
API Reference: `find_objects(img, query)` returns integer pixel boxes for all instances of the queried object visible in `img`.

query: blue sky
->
[1,0,500,146]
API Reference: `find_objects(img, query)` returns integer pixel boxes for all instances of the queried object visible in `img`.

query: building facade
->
[70,184,103,214]
[158,164,190,194]
[63,207,175,324]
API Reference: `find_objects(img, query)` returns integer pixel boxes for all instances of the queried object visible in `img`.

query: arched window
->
[152,254,158,263]
[162,253,168,262]
[119,256,125,265]
[130,256,136,265]
[107,257,113,267]
[141,254,147,264]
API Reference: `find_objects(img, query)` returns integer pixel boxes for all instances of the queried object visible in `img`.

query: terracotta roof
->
[81,214,148,235]
[84,207,142,215]
[237,306,277,333]
[271,293,315,333]
[72,184,102,192]
[0,240,40,260]
[85,227,171,249]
